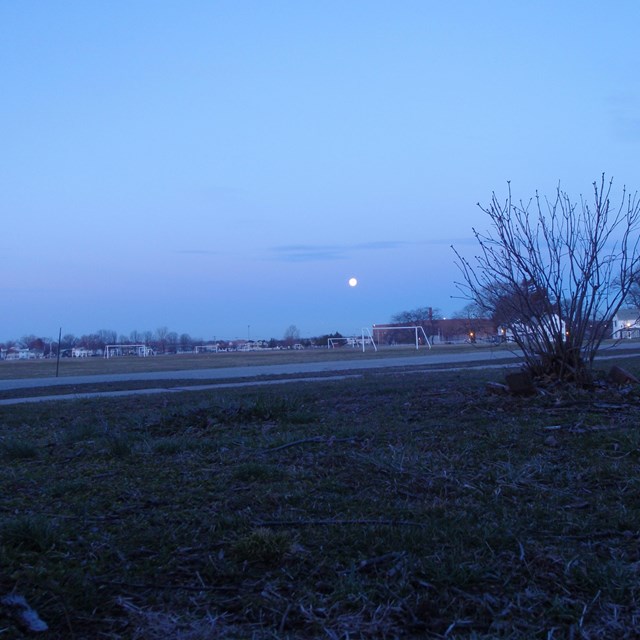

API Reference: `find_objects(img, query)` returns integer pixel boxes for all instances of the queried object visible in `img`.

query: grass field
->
[1,356,639,638]
[0,344,508,380]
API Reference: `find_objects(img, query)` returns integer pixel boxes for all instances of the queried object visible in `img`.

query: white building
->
[5,348,37,360]
[500,314,567,344]
[612,309,640,339]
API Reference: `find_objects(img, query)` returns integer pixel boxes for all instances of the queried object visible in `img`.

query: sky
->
[2,1,639,343]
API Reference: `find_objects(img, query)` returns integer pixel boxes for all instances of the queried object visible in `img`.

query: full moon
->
[348,277,358,287]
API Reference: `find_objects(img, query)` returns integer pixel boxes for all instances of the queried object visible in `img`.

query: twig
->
[254,518,427,528]
[264,436,357,453]
[263,436,324,452]
[579,589,600,628]
[356,551,407,572]
[545,530,638,541]
[90,577,229,592]
[278,602,292,635]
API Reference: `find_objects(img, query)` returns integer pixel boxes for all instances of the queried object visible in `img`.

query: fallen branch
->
[545,530,639,541]
[253,518,427,528]
[356,551,407,572]
[90,577,229,592]
[264,436,357,453]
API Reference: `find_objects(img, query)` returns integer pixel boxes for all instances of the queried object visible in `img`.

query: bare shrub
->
[453,175,640,384]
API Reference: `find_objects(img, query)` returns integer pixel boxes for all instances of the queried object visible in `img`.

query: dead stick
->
[254,518,426,528]
[264,436,357,453]
[91,577,229,592]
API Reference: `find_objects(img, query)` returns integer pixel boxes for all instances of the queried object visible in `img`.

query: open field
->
[0,343,521,402]
[0,344,511,380]
[2,342,639,385]
[1,357,640,638]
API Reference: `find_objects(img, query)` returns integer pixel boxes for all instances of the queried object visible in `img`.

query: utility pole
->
[55,327,62,377]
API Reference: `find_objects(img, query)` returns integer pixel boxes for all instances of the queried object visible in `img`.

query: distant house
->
[612,309,640,339]
[5,348,37,360]
[499,314,567,344]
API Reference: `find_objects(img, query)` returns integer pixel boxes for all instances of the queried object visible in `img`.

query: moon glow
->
[348,277,358,287]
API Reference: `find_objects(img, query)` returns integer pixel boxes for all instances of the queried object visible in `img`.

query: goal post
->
[360,327,377,352]
[104,344,154,358]
[195,345,219,353]
[327,337,351,349]
[327,329,378,352]
[371,326,432,350]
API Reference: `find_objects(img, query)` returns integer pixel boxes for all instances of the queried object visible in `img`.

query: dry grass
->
[1,359,639,638]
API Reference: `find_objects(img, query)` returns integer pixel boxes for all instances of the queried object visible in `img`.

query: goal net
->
[371,326,432,350]
[104,344,154,358]
[328,328,378,352]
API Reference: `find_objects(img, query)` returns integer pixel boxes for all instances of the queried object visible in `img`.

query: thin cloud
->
[176,249,220,256]
[271,245,348,262]
[353,240,411,251]
[606,92,640,141]
[271,239,468,262]
[447,236,480,246]
[270,242,407,262]
[613,115,640,141]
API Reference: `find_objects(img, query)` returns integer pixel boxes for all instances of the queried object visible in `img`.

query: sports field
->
[0,343,513,381]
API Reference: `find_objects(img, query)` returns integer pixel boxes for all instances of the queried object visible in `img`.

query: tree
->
[391,307,442,343]
[626,272,640,309]
[486,279,551,329]
[179,333,193,351]
[283,325,301,347]
[166,332,179,353]
[80,333,102,350]
[452,302,491,321]
[391,307,441,324]
[97,329,118,346]
[21,335,45,352]
[155,326,170,353]
[453,176,640,384]
[313,332,343,347]
[61,334,77,351]
[453,303,493,343]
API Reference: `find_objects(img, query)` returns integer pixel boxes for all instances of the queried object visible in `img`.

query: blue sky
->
[2,1,639,342]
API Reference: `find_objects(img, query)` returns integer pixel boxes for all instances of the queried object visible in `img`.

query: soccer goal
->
[327,328,378,352]
[327,337,351,349]
[195,345,218,353]
[104,344,154,358]
[371,326,432,350]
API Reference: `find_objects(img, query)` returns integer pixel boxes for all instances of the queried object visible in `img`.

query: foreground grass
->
[0,365,639,638]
